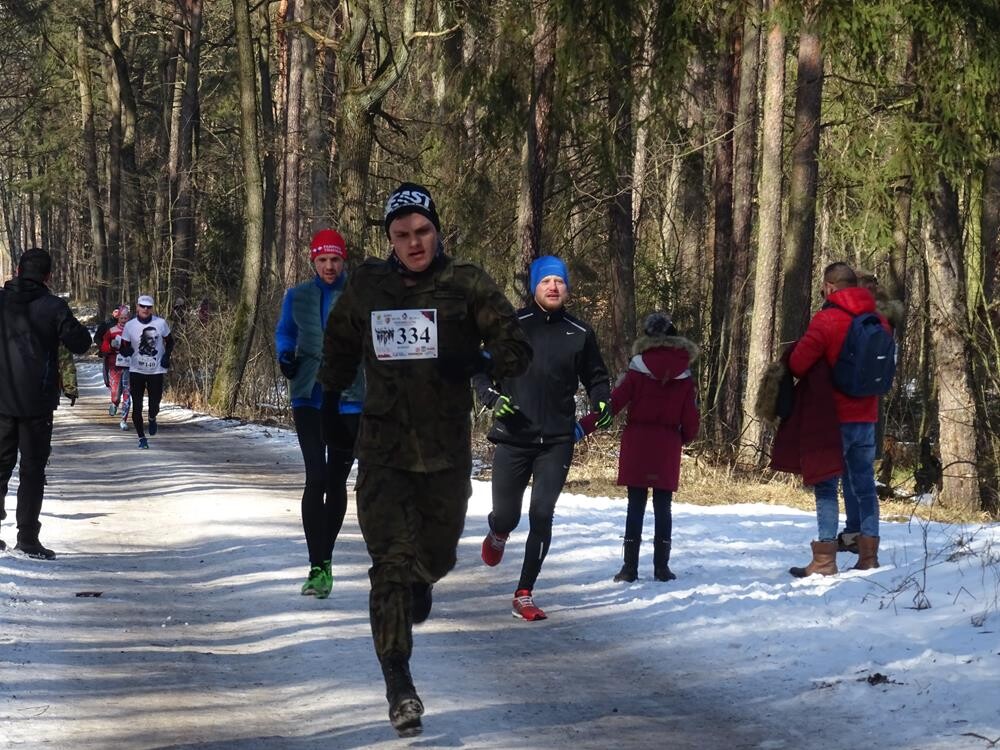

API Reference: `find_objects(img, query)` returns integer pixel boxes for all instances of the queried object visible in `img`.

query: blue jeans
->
[813,423,878,540]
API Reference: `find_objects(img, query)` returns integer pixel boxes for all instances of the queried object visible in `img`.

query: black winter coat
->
[0,277,92,416]
[474,303,610,445]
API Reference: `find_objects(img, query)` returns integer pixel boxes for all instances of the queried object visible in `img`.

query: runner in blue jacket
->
[275,229,364,599]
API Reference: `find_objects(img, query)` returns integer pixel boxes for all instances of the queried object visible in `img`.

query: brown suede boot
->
[853,535,880,570]
[789,540,838,578]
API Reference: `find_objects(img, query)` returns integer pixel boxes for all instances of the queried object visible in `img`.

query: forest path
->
[2,364,796,749]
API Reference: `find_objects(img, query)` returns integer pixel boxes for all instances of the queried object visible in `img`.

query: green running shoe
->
[315,562,333,599]
[300,565,326,596]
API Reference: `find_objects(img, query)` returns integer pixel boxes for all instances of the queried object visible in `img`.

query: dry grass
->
[553,430,995,526]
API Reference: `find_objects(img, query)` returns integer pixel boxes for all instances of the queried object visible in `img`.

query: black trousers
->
[490,440,574,592]
[0,411,53,542]
[129,372,164,439]
[624,486,673,542]
[292,407,359,567]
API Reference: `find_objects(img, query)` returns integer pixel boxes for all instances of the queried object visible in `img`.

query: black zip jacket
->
[473,303,610,445]
[0,277,92,416]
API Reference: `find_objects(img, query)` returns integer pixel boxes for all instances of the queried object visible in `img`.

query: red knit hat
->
[310,229,347,260]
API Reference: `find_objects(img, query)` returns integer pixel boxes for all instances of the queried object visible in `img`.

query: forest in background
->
[0,0,998,514]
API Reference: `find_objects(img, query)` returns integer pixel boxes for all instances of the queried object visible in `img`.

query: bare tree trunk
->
[97,0,123,312]
[76,24,109,317]
[153,1,183,296]
[515,0,556,297]
[171,0,202,306]
[211,0,267,413]
[743,0,782,464]
[98,0,141,304]
[724,2,762,451]
[674,54,708,333]
[281,0,306,285]
[778,4,823,344]
[308,14,338,230]
[606,5,636,371]
[924,174,981,511]
[982,156,1000,303]
[707,18,737,444]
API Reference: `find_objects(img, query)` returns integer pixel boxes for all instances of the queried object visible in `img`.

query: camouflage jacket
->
[320,254,531,472]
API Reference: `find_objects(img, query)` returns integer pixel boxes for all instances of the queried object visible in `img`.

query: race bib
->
[115,353,130,368]
[135,354,158,372]
[371,309,438,360]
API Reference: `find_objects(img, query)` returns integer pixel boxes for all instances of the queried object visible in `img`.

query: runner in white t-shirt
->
[118,295,173,449]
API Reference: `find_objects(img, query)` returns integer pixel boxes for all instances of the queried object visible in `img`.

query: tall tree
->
[515,0,556,293]
[211,0,267,413]
[742,0,783,463]
[924,175,981,511]
[778,3,823,345]
[75,23,110,316]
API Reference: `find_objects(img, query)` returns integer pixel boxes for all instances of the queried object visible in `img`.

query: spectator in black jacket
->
[0,249,92,558]
[473,255,611,620]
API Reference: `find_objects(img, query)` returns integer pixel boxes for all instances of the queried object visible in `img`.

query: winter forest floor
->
[2,362,999,749]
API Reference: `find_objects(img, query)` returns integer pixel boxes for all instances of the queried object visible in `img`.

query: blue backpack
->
[829,304,896,397]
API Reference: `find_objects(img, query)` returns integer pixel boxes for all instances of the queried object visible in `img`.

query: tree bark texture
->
[742,0,783,464]
[724,3,761,449]
[516,0,556,298]
[924,173,981,512]
[211,0,267,414]
[606,4,636,371]
[707,19,737,444]
[778,8,823,345]
[76,24,110,318]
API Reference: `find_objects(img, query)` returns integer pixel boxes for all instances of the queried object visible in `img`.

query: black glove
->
[436,350,493,384]
[119,340,134,357]
[160,353,171,370]
[67,394,77,407]
[321,392,342,445]
[278,351,298,379]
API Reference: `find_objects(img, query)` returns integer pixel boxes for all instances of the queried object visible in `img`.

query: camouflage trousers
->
[356,460,472,664]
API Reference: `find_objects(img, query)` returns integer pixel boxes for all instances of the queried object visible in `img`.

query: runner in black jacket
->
[0,249,92,558]
[472,255,611,621]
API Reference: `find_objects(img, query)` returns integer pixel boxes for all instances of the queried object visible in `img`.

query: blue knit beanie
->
[529,255,570,293]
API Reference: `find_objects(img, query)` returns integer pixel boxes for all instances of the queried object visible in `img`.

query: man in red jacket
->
[787,262,889,576]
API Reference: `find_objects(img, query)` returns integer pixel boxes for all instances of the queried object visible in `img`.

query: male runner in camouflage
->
[320,182,531,737]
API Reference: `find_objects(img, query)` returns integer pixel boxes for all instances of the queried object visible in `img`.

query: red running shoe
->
[511,589,547,621]
[481,529,509,566]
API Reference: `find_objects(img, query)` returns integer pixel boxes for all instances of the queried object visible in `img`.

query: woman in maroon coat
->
[579,312,699,582]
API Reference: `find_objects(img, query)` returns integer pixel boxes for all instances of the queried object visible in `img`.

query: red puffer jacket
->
[788,286,890,423]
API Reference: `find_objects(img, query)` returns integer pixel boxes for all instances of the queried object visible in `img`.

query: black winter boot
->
[653,537,676,582]
[14,534,55,560]
[613,538,640,582]
[381,656,424,737]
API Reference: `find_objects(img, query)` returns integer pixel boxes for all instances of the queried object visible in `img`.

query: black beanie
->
[384,182,441,236]
[642,311,676,337]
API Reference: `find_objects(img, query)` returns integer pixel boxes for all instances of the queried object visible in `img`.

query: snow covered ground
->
[1,363,999,749]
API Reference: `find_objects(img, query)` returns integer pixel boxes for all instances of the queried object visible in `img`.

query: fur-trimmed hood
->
[876,297,905,330]
[627,334,698,383]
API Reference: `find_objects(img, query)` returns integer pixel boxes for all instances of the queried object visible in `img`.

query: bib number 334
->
[371,309,439,360]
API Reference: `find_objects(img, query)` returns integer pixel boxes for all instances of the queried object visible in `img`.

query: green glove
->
[494,394,518,419]
[595,400,613,429]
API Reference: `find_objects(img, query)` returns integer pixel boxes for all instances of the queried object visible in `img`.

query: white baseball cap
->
[137,295,154,307]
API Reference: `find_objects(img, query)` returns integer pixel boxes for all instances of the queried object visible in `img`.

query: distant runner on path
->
[118,295,173,449]
[275,228,364,600]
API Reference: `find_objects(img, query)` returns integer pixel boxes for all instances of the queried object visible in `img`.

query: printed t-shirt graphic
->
[122,316,171,374]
